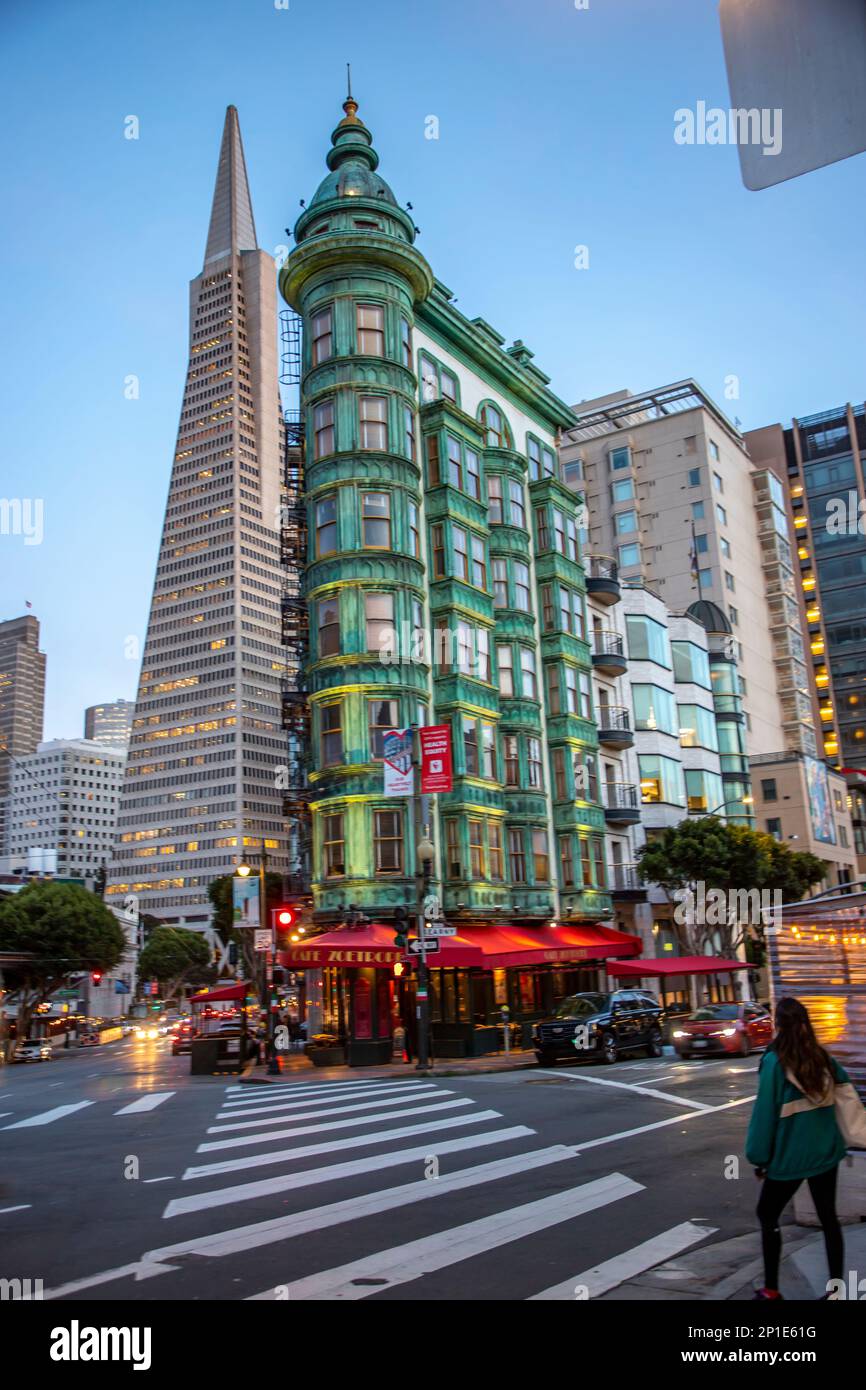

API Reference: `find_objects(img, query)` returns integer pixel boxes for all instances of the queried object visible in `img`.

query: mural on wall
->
[805,755,837,845]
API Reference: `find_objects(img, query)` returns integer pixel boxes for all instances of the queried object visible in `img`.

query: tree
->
[208,872,285,982]
[0,881,126,1060]
[637,817,829,959]
[137,927,211,1004]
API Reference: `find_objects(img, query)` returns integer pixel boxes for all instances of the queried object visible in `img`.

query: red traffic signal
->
[91,970,103,986]
[272,907,297,931]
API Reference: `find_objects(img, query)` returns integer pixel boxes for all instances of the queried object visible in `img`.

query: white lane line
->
[2,1101,95,1130]
[572,1096,754,1155]
[532,1070,711,1111]
[0,1113,12,1119]
[143,1176,175,1184]
[218,1082,438,1115]
[164,1126,534,1218]
[220,1081,431,1109]
[529,1220,719,1299]
[188,1107,502,1178]
[145,1145,579,1264]
[248,1172,644,1301]
[0,1204,32,1214]
[43,1261,174,1301]
[199,1098,474,1153]
[208,1091,457,1137]
[114,1092,175,1115]
[630,1072,687,1087]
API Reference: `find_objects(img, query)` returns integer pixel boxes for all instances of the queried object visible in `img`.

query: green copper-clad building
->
[281,93,636,1061]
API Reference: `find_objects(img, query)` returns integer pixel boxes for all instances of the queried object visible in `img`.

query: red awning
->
[190,982,250,1003]
[453,922,642,969]
[280,922,640,971]
[608,955,748,979]
[280,922,483,970]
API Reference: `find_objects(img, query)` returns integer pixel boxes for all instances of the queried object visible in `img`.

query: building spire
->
[204,105,258,266]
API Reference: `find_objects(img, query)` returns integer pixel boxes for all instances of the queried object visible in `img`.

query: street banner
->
[233,875,260,928]
[383,728,414,797]
[420,724,453,793]
[254,929,272,953]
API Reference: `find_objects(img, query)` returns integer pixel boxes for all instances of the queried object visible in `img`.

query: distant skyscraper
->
[746,402,866,872]
[0,614,47,852]
[106,107,289,927]
[84,699,134,749]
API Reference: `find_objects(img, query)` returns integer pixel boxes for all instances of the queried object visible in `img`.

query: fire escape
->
[279,308,311,899]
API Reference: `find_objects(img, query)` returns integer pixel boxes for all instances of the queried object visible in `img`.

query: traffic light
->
[273,906,298,931]
[90,970,103,986]
[393,906,409,951]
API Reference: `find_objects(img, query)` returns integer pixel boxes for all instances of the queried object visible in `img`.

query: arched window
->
[478,400,512,448]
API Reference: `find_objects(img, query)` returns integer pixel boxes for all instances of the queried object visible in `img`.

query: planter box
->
[794,1151,866,1225]
[307,1046,346,1067]
[347,1038,392,1067]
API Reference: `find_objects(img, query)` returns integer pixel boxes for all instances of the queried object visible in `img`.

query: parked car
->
[171,1021,195,1055]
[672,1003,773,1059]
[532,990,664,1066]
[14,1040,53,1063]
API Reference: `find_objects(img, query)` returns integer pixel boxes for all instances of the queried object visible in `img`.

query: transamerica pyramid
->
[107,107,289,929]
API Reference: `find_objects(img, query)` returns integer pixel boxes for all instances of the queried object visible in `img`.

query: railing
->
[587,554,619,583]
[609,863,642,891]
[593,630,625,660]
[597,705,631,732]
[603,782,639,812]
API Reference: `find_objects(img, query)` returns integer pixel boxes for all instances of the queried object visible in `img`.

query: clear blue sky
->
[2,0,864,740]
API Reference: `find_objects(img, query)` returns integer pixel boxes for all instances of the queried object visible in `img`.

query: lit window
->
[365,591,394,654]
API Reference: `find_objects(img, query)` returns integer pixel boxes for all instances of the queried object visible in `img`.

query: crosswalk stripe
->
[218,1082,437,1115]
[210,1089,450,1133]
[202,1098,470,1150]
[114,1092,175,1115]
[528,1220,718,1299]
[222,1079,404,1099]
[188,1107,502,1178]
[145,1144,579,1263]
[248,1172,645,1300]
[162,1126,535,1218]
[1,1101,94,1130]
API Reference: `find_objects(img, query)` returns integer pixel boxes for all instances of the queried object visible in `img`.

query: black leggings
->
[757,1165,843,1290]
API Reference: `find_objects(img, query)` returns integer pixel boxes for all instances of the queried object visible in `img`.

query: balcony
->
[603,782,641,825]
[609,863,646,899]
[592,629,627,677]
[597,705,633,749]
[585,554,621,606]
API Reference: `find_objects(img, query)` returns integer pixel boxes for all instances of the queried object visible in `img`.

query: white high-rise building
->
[4,739,126,883]
[106,107,289,927]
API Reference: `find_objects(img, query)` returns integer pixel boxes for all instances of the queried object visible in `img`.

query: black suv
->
[532,990,664,1066]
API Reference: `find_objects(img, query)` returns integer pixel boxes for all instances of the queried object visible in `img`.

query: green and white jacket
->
[746,1048,848,1182]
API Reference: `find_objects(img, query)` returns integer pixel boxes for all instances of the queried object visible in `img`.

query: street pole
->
[412,725,434,1074]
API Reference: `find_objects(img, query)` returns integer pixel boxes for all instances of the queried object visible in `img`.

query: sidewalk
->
[601,1222,866,1301]
[240,1045,540,1084]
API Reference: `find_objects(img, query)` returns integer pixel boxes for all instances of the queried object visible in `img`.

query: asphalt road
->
[0,1039,765,1301]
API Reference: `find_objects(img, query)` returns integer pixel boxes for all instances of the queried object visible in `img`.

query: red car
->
[673,1003,773,1059]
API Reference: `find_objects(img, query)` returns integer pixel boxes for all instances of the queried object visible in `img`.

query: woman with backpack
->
[746,995,866,1300]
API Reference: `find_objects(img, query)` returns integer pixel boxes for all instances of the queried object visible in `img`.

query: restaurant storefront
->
[282,921,642,1065]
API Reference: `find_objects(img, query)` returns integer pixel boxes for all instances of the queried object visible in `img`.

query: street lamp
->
[706,796,754,819]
